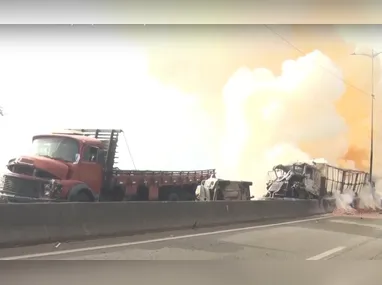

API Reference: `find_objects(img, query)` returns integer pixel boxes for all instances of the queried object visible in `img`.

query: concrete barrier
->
[0,199,332,247]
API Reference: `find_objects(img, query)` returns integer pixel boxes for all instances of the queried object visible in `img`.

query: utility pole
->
[351,49,382,185]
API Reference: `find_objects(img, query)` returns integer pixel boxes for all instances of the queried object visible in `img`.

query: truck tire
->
[112,186,125,201]
[167,192,180,201]
[71,190,93,202]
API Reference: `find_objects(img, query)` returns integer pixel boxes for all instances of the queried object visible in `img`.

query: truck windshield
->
[274,165,291,178]
[293,165,304,174]
[32,137,79,163]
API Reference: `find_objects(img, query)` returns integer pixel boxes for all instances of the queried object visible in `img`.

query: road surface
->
[2,214,382,284]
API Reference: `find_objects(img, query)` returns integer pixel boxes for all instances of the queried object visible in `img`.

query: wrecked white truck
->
[195,177,253,201]
[265,161,370,199]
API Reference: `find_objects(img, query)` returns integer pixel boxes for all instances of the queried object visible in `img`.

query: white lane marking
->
[0,215,331,260]
[329,219,382,230]
[307,246,346,261]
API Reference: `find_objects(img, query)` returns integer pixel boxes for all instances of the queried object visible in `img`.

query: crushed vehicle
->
[265,161,369,199]
[195,177,253,201]
[0,129,215,203]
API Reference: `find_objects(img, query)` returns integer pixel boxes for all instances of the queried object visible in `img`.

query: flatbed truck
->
[0,129,215,202]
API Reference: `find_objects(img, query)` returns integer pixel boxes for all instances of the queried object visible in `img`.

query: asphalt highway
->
[3,213,382,284]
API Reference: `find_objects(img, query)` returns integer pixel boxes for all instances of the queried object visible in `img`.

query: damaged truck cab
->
[265,161,370,200]
[265,162,322,199]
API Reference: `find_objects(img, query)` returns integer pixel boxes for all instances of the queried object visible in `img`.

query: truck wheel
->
[72,191,92,202]
[112,186,125,201]
[167,192,180,201]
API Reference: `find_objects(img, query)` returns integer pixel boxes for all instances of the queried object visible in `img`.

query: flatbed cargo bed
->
[115,169,216,186]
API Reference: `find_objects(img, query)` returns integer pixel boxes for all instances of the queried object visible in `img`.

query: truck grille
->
[1,175,44,198]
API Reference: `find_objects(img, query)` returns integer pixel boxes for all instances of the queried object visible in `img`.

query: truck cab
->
[1,129,121,202]
[265,162,321,199]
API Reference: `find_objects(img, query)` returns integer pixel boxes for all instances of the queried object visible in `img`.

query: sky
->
[1,1,381,24]
[0,25,382,197]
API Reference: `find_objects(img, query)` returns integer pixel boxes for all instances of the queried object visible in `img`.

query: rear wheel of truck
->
[167,192,180,201]
[111,186,125,201]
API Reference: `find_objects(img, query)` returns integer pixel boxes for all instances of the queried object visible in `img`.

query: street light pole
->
[351,49,382,184]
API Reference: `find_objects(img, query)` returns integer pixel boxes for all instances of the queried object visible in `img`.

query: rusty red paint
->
[3,131,215,202]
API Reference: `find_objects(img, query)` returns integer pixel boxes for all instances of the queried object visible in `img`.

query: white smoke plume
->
[358,183,382,210]
[337,26,382,194]
[218,50,351,198]
[334,183,382,213]
[334,189,355,212]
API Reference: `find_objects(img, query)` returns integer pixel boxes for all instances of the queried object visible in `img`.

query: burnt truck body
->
[265,162,369,199]
[0,129,215,203]
[195,178,253,201]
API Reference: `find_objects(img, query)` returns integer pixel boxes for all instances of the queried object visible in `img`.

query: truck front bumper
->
[0,192,63,203]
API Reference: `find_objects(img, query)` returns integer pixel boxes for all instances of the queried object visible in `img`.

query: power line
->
[122,131,137,170]
[263,25,370,97]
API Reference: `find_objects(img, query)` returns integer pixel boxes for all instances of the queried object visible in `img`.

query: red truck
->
[0,129,215,202]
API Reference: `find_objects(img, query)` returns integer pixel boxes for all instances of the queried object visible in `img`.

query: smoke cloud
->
[336,26,382,193]
[146,25,381,197]
[218,50,350,197]
[334,183,381,214]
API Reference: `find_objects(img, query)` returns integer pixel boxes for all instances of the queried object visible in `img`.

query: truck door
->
[79,145,103,194]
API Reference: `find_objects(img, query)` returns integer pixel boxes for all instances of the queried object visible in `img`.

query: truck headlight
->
[44,183,51,196]
[44,179,62,197]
